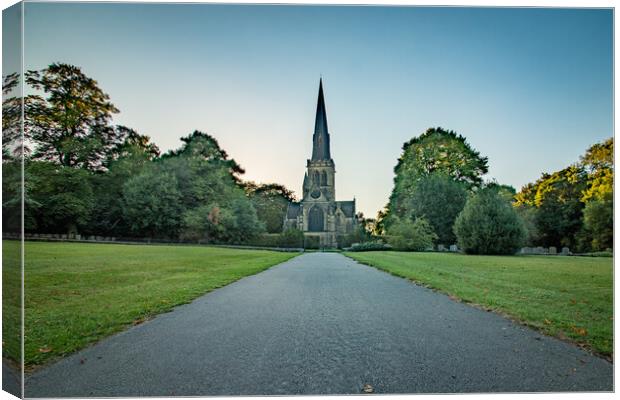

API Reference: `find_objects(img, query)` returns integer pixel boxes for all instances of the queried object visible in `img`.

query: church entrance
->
[308,206,324,232]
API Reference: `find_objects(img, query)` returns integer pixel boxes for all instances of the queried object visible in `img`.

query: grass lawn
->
[345,251,613,358]
[3,240,297,368]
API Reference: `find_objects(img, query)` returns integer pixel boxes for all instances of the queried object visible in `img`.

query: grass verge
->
[3,240,297,368]
[345,251,612,358]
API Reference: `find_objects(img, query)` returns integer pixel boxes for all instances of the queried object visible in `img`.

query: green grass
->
[2,240,21,370]
[345,251,613,357]
[3,240,297,367]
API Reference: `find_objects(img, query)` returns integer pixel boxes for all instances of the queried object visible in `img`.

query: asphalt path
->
[25,252,612,396]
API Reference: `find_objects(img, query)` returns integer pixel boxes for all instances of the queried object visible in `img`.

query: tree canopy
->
[514,137,613,251]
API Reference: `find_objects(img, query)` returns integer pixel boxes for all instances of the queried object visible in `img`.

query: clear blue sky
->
[15,3,614,217]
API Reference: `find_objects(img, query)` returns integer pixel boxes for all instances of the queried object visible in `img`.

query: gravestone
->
[437,244,446,252]
[534,246,546,254]
[561,247,570,255]
[549,246,557,255]
[449,244,458,252]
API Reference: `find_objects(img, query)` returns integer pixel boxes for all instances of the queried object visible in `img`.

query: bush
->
[583,194,613,251]
[303,235,320,249]
[347,242,392,252]
[386,217,437,251]
[279,228,304,248]
[454,188,526,255]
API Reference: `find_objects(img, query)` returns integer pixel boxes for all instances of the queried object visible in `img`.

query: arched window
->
[321,171,327,186]
[308,206,324,232]
[313,171,320,184]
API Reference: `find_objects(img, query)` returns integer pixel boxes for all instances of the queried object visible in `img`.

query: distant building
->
[283,79,357,247]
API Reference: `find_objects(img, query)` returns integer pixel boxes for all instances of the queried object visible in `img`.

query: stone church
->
[283,79,357,247]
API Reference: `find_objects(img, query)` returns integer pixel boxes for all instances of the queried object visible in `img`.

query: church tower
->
[283,79,357,248]
[303,79,336,204]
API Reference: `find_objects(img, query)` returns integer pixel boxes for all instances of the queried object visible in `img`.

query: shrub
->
[347,242,392,252]
[386,217,437,251]
[454,188,526,255]
[304,235,320,249]
[279,228,304,248]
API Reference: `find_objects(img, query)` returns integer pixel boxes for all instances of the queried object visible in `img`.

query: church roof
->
[311,78,331,161]
[337,200,356,218]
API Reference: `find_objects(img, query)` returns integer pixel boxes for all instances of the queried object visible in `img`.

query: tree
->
[25,63,120,169]
[404,173,468,245]
[532,166,588,249]
[387,127,488,223]
[245,182,296,233]
[583,192,613,251]
[454,188,526,255]
[87,128,160,236]
[122,169,183,238]
[579,138,613,250]
[26,162,95,234]
[386,217,437,251]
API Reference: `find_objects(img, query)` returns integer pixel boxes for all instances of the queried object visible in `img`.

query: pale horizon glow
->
[8,3,614,217]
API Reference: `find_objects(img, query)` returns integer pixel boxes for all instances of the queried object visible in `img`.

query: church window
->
[321,171,327,186]
[308,206,324,232]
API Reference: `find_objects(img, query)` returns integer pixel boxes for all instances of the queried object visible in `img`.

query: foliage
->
[403,173,468,244]
[583,193,613,251]
[580,137,613,202]
[122,169,183,238]
[386,217,437,251]
[513,138,613,252]
[345,251,612,356]
[304,235,321,249]
[9,240,296,366]
[388,127,488,221]
[25,63,120,169]
[245,182,296,233]
[279,228,305,248]
[514,166,588,249]
[347,242,392,252]
[26,161,95,234]
[454,188,526,255]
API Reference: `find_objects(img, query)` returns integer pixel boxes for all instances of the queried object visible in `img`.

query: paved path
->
[25,253,612,396]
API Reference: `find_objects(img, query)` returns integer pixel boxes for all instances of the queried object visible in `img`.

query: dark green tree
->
[245,182,296,233]
[387,127,488,225]
[454,187,526,255]
[532,166,588,249]
[25,63,119,169]
[87,127,160,236]
[404,173,468,245]
[26,162,95,234]
[122,168,183,238]
[580,138,613,250]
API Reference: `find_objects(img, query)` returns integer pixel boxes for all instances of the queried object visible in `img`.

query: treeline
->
[372,128,612,254]
[2,63,299,244]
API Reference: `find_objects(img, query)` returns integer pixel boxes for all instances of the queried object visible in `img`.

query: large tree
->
[386,127,488,227]
[122,169,183,238]
[580,138,613,250]
[403,173,468,245]
[515,165,588,249]
[25,63,119,169]
[87,127,160,236]
[245,182,296,233]
[26,162,95,234]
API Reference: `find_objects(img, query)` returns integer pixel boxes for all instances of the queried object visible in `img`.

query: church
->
[283,79,357,247]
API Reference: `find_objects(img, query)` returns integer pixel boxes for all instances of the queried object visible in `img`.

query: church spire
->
[311,78,331,161]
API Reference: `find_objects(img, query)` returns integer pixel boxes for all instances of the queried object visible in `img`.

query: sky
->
[6,3,614,216]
